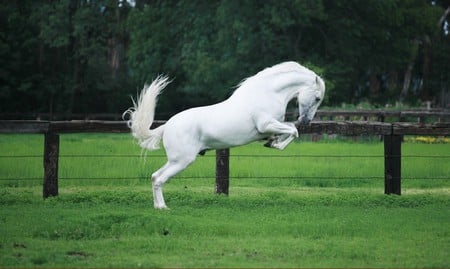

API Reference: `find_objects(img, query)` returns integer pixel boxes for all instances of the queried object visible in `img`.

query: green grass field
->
[0,134,449,268]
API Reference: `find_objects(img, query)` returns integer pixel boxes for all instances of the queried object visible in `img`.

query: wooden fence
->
[1,120,449,198]
[315,110,450,122]
[2,109,449,122]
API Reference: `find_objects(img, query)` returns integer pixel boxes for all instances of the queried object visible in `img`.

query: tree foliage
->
[1,0,448,118]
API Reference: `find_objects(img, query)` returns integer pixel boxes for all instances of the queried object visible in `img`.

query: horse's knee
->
[152,158,195,188]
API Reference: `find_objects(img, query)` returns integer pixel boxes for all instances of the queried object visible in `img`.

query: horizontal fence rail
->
[2,109,449,121]
[315,110,450,122]
[1,120,449,135]
[1,120,449,198]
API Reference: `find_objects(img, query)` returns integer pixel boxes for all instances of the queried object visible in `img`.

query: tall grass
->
[0,134,449,267]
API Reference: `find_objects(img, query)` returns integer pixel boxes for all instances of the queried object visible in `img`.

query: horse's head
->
[297,76,325,125]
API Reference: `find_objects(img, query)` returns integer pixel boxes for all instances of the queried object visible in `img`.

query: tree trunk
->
[400,62,414,102]
[420,35,432,101]
[369,73,381,98]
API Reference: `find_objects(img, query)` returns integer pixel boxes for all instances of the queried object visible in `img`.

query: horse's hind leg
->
[151,158,194,209]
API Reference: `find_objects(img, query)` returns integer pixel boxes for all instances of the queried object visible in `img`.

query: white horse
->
[124,61,325,209]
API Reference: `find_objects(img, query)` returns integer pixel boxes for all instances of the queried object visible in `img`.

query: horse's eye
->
[315,97,321,102]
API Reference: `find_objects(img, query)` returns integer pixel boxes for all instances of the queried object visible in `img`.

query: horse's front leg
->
[264,133,295,150]
[257,119,298,150]
[264,133,296,150]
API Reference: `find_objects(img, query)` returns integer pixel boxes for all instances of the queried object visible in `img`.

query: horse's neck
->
[269,73,305,103]
[280,84,301,102]
[232,71,309,105]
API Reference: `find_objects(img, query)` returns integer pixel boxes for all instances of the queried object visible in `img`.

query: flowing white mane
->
[235,61,316,91]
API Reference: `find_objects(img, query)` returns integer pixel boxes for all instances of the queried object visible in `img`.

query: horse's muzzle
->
[296,117,311,126]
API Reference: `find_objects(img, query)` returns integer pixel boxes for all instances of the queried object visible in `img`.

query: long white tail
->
[123,75,170,151]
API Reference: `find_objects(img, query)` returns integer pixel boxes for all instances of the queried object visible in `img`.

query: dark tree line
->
[1,0,449,119]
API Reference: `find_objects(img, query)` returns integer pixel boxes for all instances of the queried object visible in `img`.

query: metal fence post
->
[384,135,402,195]
[215,148,229,195]
[43,132,59,198]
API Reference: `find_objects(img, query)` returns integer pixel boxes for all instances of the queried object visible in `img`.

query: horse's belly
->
[199,114,264,148]
[201,126,264,148]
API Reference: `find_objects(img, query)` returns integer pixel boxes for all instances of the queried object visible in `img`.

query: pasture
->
[0,134,449,268]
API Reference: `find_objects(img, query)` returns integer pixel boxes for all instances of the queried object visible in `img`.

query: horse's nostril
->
[296,117,310,126]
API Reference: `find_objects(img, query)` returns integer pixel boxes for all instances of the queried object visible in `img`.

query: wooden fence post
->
[43,132,59,198]
[384,135,402,195]
[215,148,230,195]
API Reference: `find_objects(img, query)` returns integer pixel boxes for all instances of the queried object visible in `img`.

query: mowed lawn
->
[0,134,449,268]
